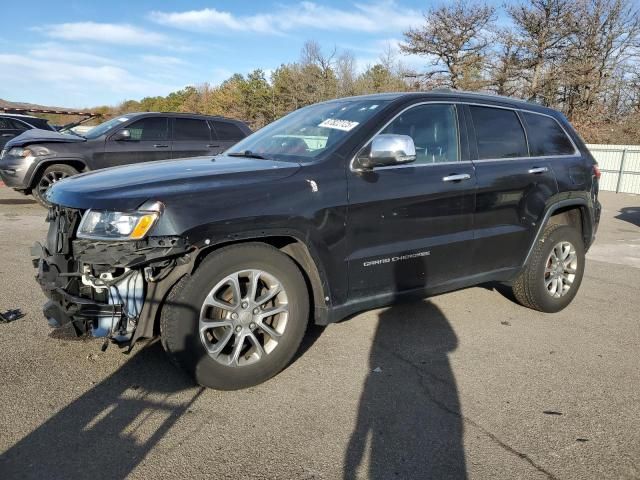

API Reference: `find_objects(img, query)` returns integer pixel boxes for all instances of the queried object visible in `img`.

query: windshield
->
[84,116,131,140]
[227,99,390,160]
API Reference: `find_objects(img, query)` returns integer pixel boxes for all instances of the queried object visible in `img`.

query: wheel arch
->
[27,158,88,190]
[191,235,330,325]
[523,199,592,267]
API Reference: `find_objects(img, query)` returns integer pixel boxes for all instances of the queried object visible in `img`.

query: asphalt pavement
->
[0,187,638,480]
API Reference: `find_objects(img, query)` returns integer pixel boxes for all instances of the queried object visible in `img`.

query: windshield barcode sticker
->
[318,119,359,131]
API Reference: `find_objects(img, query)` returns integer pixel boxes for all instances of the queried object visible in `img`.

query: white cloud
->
[28,42,118,66]
[42,22,168,46]
[150,1,422,35]
[0,53,180,107]
[140,55,186,66]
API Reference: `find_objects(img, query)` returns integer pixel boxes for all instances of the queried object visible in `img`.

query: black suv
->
[0,113,56,149]
[33,91,601,390]
[0,112,251,205]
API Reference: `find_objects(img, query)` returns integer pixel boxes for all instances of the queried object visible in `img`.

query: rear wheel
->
[512,224,585,313]
[32,164,78,206]
[160,243,310,390]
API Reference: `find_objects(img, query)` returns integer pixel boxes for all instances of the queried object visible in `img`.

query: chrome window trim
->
[349,100,580,173]
[373,160,473,171]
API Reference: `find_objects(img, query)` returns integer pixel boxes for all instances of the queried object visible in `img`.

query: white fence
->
[587,144,640,194]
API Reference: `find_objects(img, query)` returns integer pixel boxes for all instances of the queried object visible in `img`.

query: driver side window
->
[381,104,459,164]
[125,117,169,141]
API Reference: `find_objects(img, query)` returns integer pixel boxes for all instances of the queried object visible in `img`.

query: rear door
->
[102,116,172,167]
[171,117,220,158]
[466,104,558,274]
[346,102,476,298]
[210,120,247,152]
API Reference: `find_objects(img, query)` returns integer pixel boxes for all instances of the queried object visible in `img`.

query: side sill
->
[320,267,519,325]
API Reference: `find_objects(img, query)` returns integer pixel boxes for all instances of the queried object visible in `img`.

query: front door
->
[465,104,558,274]
[346,103,476,298]
[102,117,172,167]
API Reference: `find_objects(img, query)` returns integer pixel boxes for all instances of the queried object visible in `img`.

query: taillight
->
[593,164,601,179]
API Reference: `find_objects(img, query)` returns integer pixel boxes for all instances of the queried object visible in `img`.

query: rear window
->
[469,106,528,159]
[174,118,211,141]
[211,121,245,141]
[522,112,575,156]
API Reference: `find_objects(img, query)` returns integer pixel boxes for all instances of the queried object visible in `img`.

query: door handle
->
[207,144,220,148]
[1,133,14,137]
[442,173,471,182]
[153,144,169,148]
[528,167,549,174]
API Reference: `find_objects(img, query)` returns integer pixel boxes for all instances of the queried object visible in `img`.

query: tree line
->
[100,0,640,144]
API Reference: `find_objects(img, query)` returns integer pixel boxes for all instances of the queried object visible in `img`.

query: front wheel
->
[512,224,585,313]
[32,164,78,207]
[160,243,310,390]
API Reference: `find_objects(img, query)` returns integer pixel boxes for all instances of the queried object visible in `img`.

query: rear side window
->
[126,117,169,141]
[11,120,29,130]
[522,112,575,156]
[469,106,528,159]
[211,121,245,141]
[174,118,211,141]
[381,103,459,164]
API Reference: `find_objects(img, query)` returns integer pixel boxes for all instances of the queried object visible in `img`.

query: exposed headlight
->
[77,204,162,241]
[8,146,51,157]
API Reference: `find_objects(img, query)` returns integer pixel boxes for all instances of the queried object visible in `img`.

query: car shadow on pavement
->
[344,262,467,479]
[0,340,205,480]
[616,207,640,228]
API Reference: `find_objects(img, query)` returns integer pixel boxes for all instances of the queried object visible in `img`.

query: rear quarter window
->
[469,106,528,159]
[211,121,246,141]
[522,112,575,156]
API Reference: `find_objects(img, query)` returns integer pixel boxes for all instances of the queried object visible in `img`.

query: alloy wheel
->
[544,241,578,298]
[37,170,70,197]
[199,269,289,367]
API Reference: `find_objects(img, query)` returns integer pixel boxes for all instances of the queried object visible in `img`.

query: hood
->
[47,155,301,211]
[5,128,86,148]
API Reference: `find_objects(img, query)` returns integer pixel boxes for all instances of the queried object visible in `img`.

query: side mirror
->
[355,134,416,170]
[113,129,131,141]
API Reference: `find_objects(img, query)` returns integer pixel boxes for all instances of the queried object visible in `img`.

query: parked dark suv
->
[0,112,251,205]
[33,91,601,390]
[0,113,56,149]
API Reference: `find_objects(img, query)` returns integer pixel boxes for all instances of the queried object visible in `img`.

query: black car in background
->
[0,112,251,205]
[0,113,56,149]
[34,91,601,390]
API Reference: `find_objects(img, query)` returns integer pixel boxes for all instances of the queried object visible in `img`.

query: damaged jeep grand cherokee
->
[35,91,601,390]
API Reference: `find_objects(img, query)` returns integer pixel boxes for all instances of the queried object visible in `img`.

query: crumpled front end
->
[33,205,192,345]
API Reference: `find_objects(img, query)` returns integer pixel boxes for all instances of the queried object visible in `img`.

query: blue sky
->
[0,0,503,108]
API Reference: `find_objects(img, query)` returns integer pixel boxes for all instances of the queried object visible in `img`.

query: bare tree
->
[336,50,358,97]
[400,0,496,90]
[507,0,577,103]
[488,28,525,96]
[563,0,640,117]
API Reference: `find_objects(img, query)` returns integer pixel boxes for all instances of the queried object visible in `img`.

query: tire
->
[160,243,310,390]
[32,164,79,207]
[512,224,585,313]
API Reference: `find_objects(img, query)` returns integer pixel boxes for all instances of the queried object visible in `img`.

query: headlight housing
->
[77,204,162,241]
[8,146,51,157]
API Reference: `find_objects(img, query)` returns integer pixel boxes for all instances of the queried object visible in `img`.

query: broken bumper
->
[33,206,192,344]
